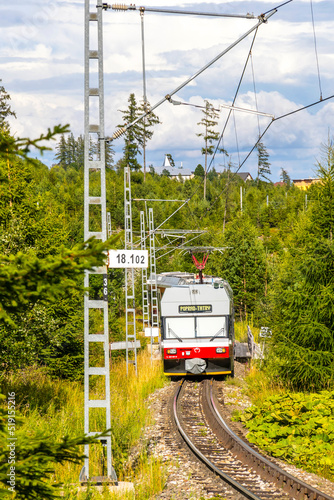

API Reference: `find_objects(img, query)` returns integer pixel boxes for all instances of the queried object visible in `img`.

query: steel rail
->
[173,380,263,500]
[205,380,334,500]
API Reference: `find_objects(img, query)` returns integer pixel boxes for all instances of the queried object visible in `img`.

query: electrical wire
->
[232,110,241,168]
[122,0,322,242]
[199,94,334,220]
[310,0,323,100]
[140,26,264,234]
[109,9,279,140]
[207,28,260,177]
[250,50,261,138]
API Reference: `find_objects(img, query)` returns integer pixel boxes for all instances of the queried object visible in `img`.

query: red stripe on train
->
[164,346,229,360]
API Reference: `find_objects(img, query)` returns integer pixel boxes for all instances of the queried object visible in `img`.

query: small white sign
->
[109,250,148,268]
[145,327,160,338]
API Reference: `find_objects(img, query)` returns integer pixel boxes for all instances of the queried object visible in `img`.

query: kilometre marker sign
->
[109,250,148,268]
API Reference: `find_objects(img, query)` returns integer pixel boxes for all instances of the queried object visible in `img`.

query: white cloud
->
[1,0,333,180]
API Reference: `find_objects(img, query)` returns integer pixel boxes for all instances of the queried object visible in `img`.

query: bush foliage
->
[234,390,334,480]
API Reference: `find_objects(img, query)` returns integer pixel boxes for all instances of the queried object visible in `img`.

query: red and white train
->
[156,272,235,377]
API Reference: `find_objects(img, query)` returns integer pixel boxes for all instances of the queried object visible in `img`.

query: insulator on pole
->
[112,126,127,139]
[111,4,136,11]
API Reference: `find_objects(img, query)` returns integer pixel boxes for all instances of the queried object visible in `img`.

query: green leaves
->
[208,214,266,320]
[268,140,334,390]
[0,399,110,499]
[0,238,110,326]
[235,391,334,479]
[0,124,70,164]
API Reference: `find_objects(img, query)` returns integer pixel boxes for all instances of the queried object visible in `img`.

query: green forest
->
[1,84,334,497]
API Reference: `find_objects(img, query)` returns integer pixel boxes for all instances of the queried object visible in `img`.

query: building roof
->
[150,154,193,177]
[292,178,320,190]
[236,172,253,181]
[273,181,286,187]
[292,178,319,183]
[163,155,172,167]
[152,165,193,177]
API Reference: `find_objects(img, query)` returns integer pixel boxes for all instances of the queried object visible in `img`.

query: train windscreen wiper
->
[168,327,183,342]
[209,328,225,342]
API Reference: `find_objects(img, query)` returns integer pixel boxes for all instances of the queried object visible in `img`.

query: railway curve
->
[172,379,334,500]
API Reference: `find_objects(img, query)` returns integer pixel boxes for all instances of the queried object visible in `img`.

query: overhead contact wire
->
[250,50,261,137]
[310,0,323,100]
[200,94,334,220]
[207,28,260,176]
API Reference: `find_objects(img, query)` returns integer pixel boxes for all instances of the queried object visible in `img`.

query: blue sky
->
[1,0,333,181]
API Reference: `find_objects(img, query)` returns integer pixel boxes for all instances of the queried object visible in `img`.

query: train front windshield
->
[164,316,228,340]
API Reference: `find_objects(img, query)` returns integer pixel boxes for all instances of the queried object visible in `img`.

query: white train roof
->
[148,272,233,299]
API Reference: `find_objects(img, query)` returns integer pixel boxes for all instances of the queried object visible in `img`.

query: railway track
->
[172,379,333,500]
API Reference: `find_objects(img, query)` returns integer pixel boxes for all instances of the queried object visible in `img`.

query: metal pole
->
[140,11,147,104]
[140,211,150,354]
[124,166,137,375]
[110,11,277,140]
[149,208,159,356]
[82,0,115,482]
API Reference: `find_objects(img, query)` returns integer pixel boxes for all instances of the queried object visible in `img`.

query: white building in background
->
[150,154,193,181]
[236,172,253,182]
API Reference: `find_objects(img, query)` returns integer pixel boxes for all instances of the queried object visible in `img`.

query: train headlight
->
[167,348,177,354]
[216,347,226,354]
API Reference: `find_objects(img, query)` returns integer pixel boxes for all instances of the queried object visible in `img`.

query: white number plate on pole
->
[109,250,148,268]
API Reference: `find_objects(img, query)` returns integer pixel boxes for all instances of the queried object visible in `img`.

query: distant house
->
[151,154,193,181]
[273,181,286,187]
[292,178,320,190]
[236,172,253,182]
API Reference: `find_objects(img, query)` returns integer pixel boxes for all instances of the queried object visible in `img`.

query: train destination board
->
[179,305,212,314]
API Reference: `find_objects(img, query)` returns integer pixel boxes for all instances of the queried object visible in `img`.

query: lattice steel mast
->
[82,0,116,482]
[124,166,137,374]
[140,211,150,332]
[148,208,159,350]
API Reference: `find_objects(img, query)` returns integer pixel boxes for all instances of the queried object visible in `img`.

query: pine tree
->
[55,134,113,170]
[257,141,271,183]
[0,80,16,129]
[197,100,225,199]
[117,93,142,171]
[137,99,161,179]
[280,168,291,187]
[194,164,205,178]
[269,139,334,390]
[209,214,266,320]
[54,134,68,167]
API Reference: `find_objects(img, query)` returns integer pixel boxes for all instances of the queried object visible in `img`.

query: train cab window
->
[165,317,194,339]
[196,316,227,338]
[164,316,228,340]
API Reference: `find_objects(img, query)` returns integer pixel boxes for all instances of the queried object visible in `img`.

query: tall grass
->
[0,348,168,499]
[234,315,260,343]
[244,363,287,407]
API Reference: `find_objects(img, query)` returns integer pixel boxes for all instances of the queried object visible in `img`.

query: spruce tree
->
[280,168,291,188]
[137,99,161,180]
[197,101,225,199]
[269,139,334,390]
[257,141,271,183]
[0,80,16,129]
[117,93,142,171]
[209,214,266,320]
[54,134,68,167]
[194,164,205,178]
